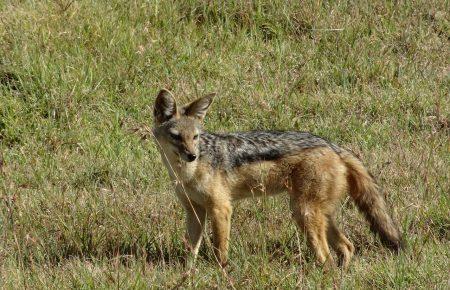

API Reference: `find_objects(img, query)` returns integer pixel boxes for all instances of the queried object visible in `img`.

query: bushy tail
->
[341,151,403,251]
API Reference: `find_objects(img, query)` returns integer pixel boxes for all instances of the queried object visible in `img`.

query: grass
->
[0,0,449,288]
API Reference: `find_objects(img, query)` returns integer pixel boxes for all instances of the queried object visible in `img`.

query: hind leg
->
[288,148,351,267]
[290,198,334,267]
[327,216,355,269]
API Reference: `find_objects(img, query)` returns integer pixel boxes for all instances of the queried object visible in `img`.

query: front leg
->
[208,201,233,267]
[176,191,206,267]
[185,203,206,266]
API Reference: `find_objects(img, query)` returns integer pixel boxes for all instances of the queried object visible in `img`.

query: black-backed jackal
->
[152,89,402,269]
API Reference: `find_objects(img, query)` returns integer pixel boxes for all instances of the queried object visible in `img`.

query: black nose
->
[186,154,197,162]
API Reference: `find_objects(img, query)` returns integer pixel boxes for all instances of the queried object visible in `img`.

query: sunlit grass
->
[0,0,449,288]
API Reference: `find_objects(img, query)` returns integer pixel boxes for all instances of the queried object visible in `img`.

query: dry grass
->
[0,0,449,288]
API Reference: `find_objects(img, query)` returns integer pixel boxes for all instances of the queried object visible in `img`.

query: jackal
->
[152,89,403,269]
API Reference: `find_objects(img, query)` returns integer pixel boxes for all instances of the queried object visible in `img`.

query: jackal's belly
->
[228,160,290,200]
[227,148,344,200]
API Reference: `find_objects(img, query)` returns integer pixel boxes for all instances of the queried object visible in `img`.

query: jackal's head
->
[152,89,215,163]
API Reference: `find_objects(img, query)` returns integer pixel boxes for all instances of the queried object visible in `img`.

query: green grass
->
[1,0,449,288]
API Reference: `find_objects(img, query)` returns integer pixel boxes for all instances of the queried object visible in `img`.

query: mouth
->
[170,147,197,163]
[173,151,197,163]
[173,150,182,161]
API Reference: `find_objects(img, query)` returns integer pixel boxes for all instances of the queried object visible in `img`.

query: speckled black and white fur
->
[152,89,403,269]
[200,130,342,170]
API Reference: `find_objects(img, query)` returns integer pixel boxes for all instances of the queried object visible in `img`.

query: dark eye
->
[170,133,181,140]
[193,134,199,140]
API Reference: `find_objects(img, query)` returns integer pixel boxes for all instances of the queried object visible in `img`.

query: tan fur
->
[162,145,360,268]
[341,152,402,251]
[153,90,402,269]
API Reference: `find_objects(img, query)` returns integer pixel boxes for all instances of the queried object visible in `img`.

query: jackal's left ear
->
[182,93,216,120]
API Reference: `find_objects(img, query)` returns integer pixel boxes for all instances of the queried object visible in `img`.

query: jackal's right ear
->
[154,89,178,124]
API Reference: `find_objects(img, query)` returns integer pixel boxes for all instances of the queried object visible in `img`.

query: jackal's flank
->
[152,89,403,269]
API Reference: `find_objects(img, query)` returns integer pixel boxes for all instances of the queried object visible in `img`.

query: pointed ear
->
[154,89,178,124]
[182,93,216,121]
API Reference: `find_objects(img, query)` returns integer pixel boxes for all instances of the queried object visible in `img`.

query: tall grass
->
[0,0,449,288]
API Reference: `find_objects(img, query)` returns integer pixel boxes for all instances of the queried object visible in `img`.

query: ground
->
[0,0,449,288]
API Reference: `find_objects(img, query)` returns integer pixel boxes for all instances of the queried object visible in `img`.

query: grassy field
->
[0,0,449,288]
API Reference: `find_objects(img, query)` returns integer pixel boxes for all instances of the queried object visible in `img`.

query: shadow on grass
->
[0,70,21,91]
[13,239,188,268]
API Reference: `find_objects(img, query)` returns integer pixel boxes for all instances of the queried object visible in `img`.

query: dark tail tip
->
[377,228,405,253]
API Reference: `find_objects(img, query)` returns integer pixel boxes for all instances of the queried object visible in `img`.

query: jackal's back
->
[199,130,341,170]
